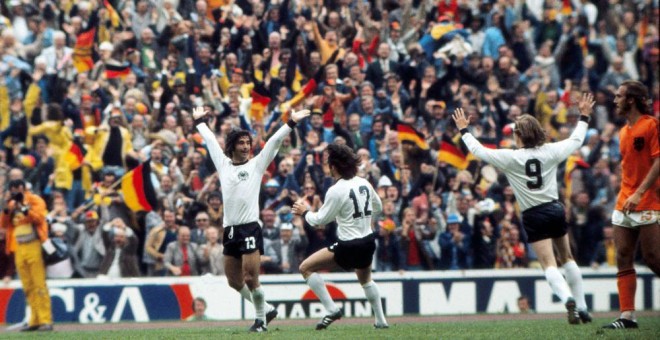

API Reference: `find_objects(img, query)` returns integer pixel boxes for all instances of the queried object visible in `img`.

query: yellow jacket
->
[28,121,77,189]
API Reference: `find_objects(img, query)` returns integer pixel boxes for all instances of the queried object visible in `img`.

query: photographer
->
[0,179,53,331]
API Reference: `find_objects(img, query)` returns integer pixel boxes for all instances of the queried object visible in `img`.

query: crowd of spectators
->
[0,0,657,280]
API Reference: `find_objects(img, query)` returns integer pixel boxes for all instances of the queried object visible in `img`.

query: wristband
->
[287,119,297,128]
[459,128,469,135]
[194,117,208,126]
[301,210,308,219]
[579,115,590,123]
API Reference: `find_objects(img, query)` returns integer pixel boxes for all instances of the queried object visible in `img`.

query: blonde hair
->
[514,114,546,148]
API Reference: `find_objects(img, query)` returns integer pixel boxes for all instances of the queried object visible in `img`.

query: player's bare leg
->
[356,267,388,328]
[531,238,578,324]
[554,234,590,323]
[639,223,660,276]
[300,248,342,329]
[225,254,276,330]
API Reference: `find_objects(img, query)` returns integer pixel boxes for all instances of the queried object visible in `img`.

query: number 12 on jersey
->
[349,185,372,219]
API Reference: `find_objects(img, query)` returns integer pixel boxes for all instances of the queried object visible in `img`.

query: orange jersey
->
[615,115,660,211]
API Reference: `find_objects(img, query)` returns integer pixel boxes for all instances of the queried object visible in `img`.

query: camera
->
[11,192,24,203]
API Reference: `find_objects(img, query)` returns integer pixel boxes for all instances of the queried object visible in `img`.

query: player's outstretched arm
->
[548,92,595,160]
[193,106,228,164]
[453,108,513,169]
[292,187,340,227]
[256,109,311,171]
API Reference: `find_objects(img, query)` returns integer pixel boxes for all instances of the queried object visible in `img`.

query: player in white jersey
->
[292,144,389,330]
[452,93,595,325]
[193,106,310,332]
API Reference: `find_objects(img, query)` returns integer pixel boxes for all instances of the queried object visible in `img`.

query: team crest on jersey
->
[633,137,644,151]
[238,170,249,181]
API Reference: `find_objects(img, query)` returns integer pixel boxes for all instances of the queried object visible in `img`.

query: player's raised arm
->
[193,106,228,165]
[453,108,514,170]
[256,109,311,171]
[547,93,595,160]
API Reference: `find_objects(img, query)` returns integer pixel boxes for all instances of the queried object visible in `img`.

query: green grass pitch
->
[3,317,659,339]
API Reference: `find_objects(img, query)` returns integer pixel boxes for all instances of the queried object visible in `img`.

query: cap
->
[265,179,280,188]
[311,108,323,116]
[99,41,114,52]
[447,213,461,224]
[81,94,93,102]
[390,21,401,31]
[84,210,99,221]
[377,175,393,188]
[280,222,294,231]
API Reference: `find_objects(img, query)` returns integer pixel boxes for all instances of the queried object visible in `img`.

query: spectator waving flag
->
[121,161,158,212]
[392,119,429,150]
[72,27,96,73]
[437,134,468,170]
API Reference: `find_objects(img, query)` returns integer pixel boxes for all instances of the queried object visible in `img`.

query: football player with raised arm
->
[194,106,310,332]
[292,144,389,330]
[452,93,595,325]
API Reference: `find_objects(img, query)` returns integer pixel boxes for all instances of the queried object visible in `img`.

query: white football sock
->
[563,261,587,311]
[363,281,388,326]
[240,284,274,311]
[544,266,573,303]
[306,273,339,313]
[251,286,266,323]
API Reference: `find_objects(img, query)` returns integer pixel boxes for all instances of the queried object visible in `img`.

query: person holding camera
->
[0,179,53,331]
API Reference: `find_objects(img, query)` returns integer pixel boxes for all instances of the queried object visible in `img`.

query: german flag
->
[249,85,271,123]
[564,155,590,199]
[438,134,468,169]
[105,63,131,79]
[392,120,429,150]
[63,140,86,171]
[561,0,572,16]
[281,79,317,122]
[104,0,121,28]
[121,161,158,212]
[72,27,96,73]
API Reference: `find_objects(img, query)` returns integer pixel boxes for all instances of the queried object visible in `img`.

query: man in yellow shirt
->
[0,180,53,332]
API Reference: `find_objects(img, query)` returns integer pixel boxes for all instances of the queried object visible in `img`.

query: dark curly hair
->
[621,80,651,115]
[327,143,360,179]
[224,129,252,159]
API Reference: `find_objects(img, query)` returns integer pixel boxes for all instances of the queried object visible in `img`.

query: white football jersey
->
[305,176,383,241]
[197,123,292,227]
[461,121,588,211]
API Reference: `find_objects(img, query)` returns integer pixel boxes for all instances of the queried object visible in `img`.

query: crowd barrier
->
[1,267,657,324]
